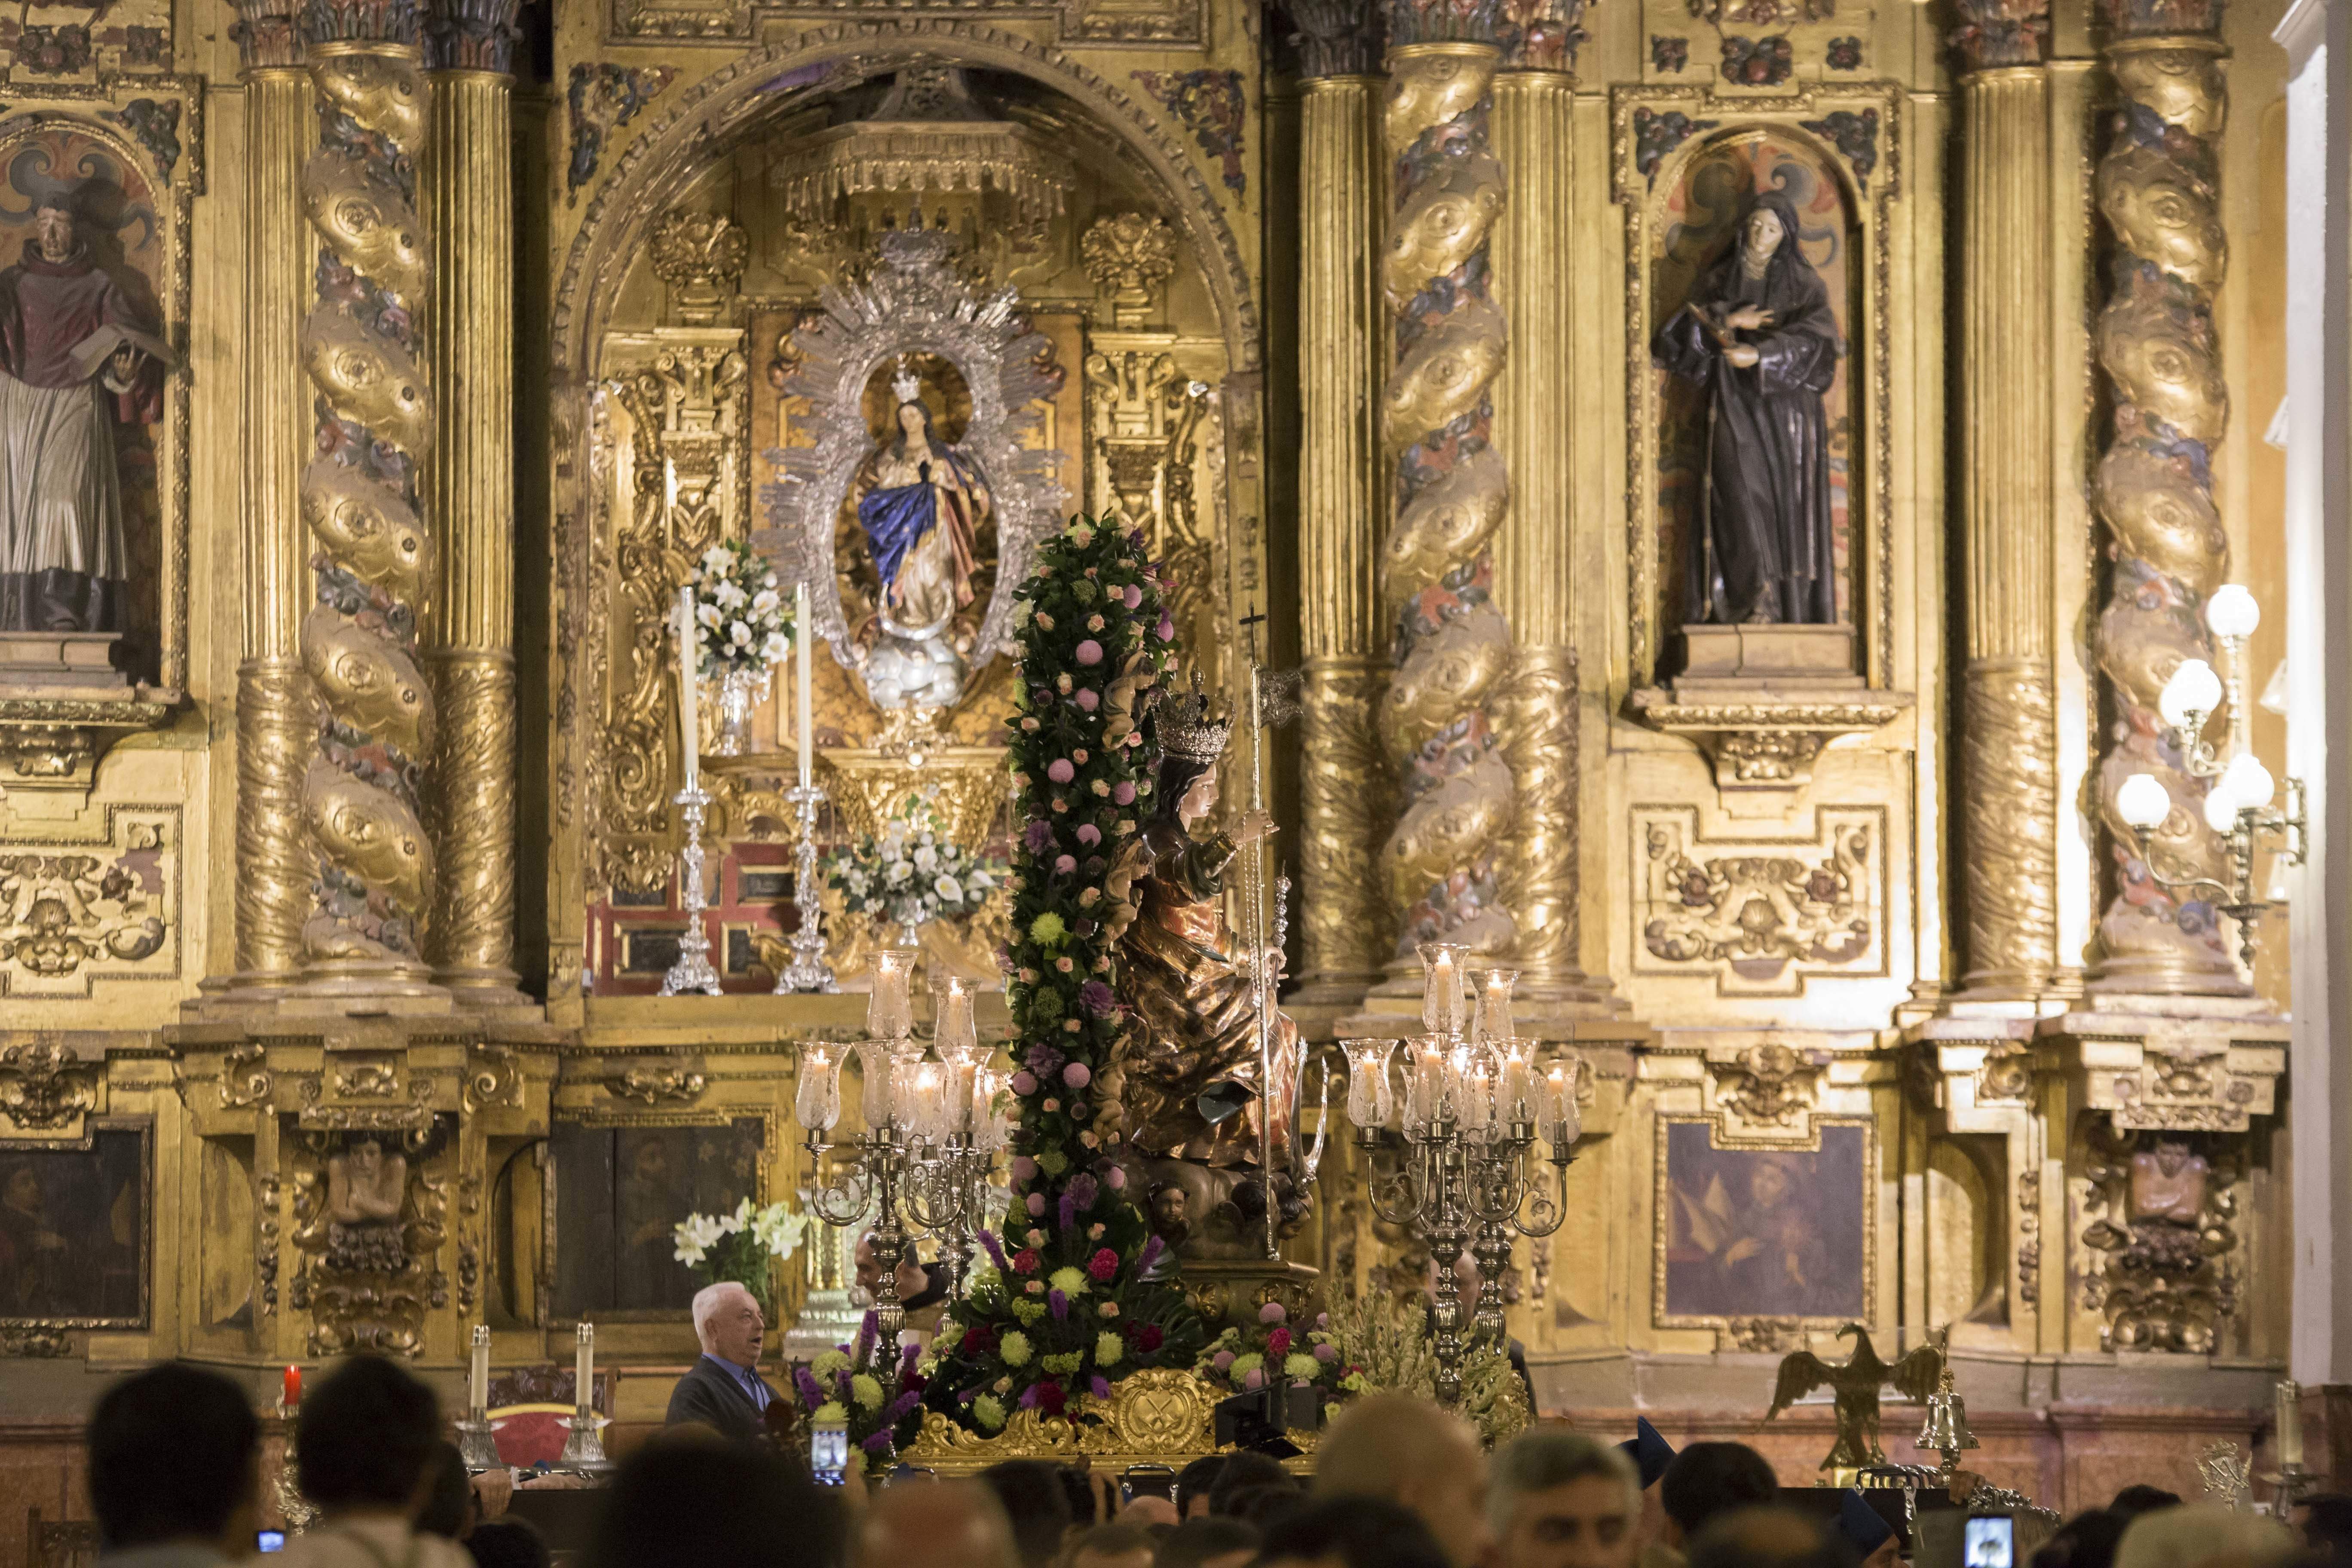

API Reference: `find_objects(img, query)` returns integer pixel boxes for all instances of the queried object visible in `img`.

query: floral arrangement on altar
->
[1194,1298,1356,1403]
[688,540,792,675]
[824,798,1004,933]
[671,1197,811,1317]
[788,1311,929,1472]
[920,517,1207,1429]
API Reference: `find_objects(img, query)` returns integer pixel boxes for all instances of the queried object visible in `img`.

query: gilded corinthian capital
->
[423,0,521,73]
[1286,0,1384,76]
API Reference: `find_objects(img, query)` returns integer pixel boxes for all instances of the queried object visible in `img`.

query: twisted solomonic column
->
[297,0,439,985]
[1377,0,1516,965]
[2088,3,2239,993]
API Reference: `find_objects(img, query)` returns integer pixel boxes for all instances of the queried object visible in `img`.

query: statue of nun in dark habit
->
[1652,190,1844,625]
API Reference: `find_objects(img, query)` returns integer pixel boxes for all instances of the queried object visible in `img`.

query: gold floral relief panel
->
[1631,802,1886,997]
[0,803,178,996]
[1612,86,1899,691]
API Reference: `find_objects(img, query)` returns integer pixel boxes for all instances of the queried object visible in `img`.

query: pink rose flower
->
[1047,759,1075,784]
[1063,1062,1092,1089]
[1055,854,1078,875]
[1075,640,1104,666]
[1076,688,1100,712]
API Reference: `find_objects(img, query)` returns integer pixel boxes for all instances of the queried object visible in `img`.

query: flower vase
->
[714,665,756,757]
[897,918,922,949]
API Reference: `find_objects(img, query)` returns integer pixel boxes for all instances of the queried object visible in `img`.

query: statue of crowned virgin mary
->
[843,358,995,707]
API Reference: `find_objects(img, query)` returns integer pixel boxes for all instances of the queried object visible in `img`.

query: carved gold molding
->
[0,807,181,998]
[1632,805,1888,996]
[1627,694,1911,796]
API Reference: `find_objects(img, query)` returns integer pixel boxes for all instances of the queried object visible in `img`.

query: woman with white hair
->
[2114,1504,2296,1568]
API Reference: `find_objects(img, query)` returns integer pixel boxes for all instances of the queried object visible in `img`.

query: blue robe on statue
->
[858,453,978,616]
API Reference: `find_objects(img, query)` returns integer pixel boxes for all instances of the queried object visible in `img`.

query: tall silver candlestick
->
[662,785,723,997]
[777,781,836,993]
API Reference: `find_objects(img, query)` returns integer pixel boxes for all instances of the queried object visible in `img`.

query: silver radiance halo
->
[759,227,1068,714]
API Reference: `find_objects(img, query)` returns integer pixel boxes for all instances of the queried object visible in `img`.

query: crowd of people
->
[80,1356,2352,1568]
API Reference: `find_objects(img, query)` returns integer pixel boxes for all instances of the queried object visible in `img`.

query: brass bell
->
[1916,1365,1980,1475]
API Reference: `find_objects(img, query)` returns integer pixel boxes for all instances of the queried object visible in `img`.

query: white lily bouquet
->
[825,798,1005,934]
[672,1197,812,1313]
[688,540,792,677]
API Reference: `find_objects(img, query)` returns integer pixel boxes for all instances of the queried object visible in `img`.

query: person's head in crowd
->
[693,1280,767,1370]
[1833,1492,1897,1568]
[416,1442,475,1540]
[980,1460,1077,1568]
[1488,1427,1644,1568]
[1207,1452,1293,1516]
[1658,1442,1780,1548]
[2033,1509,2127,1568]
[1685,1507,1857,1568]
[1154,1516,1259,1568]
[587,1436,842,1568]
[855,1479,1019,1568]
[1257,1497,1455,1568]
[2108,1487,2182,1525]
[2114,1505,2294,1568]
[87,1362,261,1556]
[466,1519,551,1568]
[1068,1524,1158,1568]
[1121,1494,1179,1530]
[1316,1393,1493,1568]
[1176,1458,1227,1523]
[1216,1483,1305,1532]
[298,1355,443,1519]
[853,1232,933,1306]
[2297,1496,2352,1559]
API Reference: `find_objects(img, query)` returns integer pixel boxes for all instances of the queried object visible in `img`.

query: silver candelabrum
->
[776,781,836,994]
[661,784,723,997]
[1341,946,1583,1406]
[793,955,1007,1340]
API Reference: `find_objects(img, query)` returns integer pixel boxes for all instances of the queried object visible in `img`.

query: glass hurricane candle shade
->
[713,666,762,757]
[1418,942,1470,1038]
[1341,1038,1398,1129]
[853,1038,897,1130]
[795,1042,845,1133]
[1473,968,1518,1047]
[869,947,919,1040]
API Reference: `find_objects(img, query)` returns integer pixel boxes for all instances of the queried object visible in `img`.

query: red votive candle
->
[282,1365,301,1410]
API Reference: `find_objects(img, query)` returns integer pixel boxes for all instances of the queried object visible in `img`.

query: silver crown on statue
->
[891,358,924,406]
[1159,673,1233,763]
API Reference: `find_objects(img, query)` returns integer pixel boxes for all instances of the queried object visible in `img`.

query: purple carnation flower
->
[1078,980,1116,1017]
[1018,1384,1041,1409]
[1023,820,1056,853]
[1091,1377,1111,1400]
[1050,1289,1069,1321]
[1068,1173,1099,1214]
[979,1229,1009,1271]
[1023,1044,1067,1076]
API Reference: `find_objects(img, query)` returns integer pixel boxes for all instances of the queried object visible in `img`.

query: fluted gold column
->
[224,1,313,993]
[1953,5,2058,995]
[1488,66,1592,1001]
[296,1,440,990]
[1291,0,1390,1003]
[2087,15,2239,993]
[426,0,522,1001]
[1376,13,1514,972]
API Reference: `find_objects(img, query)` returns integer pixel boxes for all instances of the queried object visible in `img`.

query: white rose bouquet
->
[825,798,1005,933]
[688,540,793,677]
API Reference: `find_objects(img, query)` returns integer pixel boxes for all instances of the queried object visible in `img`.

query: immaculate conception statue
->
[1652,191,1842,626]
[846,359,992,707]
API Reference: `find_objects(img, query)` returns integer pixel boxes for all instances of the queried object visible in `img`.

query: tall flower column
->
[1290,0,1393,1004]
[296,0,439,986]
[227,0,315,992]
[425,0,522,1001]
[2087,0,2239,992]
[1376,0,1515,968]
[1953,0,2058,994]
